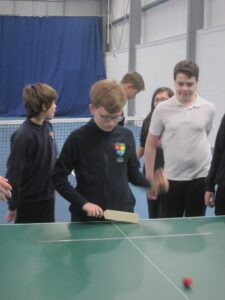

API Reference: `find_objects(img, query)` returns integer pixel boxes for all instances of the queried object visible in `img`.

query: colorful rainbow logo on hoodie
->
[114,143,126,157]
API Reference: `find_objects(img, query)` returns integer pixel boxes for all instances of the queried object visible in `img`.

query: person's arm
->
[52,134,103,218]
[204,191,215,208]
[5,210,17,222]
[206,114,225,192]
[144,103,165,197]
[5,132,32,222]
[127,130,168,196]
[127,130,168,194]
[127,131,151,188]
[206,103,216,136]
[205,115,225,207]
[144,133,159,199]
[0,177,12,201]
[6,132,29,211]
[136,116,150,160]
[136,147,144,160]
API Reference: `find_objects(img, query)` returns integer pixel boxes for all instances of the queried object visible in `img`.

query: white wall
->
[141,0,158,5]
[0,0,100,16]
[135,34,186,118]
[105,48,129,114]
[110,20,129,50]
[204,0,225,28]
[64,0,100,16]
[109,0,187,51]
[105,48,128,80]
[110,0,129,19]
[106,0,225,145]
[109,0,225,49]
[109,0,130,50]
[197,24,225,144]
[142,0,187,43]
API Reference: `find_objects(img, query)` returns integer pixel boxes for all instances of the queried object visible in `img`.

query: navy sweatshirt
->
[6,119,57,210]
[206,114,225,192]
[52,119,150,220]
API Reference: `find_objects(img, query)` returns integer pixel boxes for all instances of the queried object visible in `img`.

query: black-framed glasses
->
[100,114,124,122]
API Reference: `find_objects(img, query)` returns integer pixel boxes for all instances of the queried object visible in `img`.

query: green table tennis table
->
[0,216,225,300]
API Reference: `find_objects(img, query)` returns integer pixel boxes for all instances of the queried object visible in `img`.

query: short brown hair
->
[121,71,145,91]
[174,60,199,81]
[23,83,57,118]
[90,80,126,114]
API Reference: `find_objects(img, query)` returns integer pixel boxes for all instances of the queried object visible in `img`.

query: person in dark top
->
[136,87,174,218]
[0,176,12,201]
[205,114,225,215]
[52,79,168,222]
[5,83,57,223]
[118,71,145,126]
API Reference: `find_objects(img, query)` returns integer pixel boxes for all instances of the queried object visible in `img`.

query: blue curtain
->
[0,16,105,117]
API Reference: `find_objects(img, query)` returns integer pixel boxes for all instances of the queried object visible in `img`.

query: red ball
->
[182,276,192,288]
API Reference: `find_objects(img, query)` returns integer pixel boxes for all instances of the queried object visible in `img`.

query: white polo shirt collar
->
[173,93,201,109]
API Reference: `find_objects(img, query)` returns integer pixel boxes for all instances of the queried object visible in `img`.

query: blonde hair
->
[23,83,57,118]
[90,80,126,114]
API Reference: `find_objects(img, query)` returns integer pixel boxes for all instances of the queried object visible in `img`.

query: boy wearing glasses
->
[52,80,168,222]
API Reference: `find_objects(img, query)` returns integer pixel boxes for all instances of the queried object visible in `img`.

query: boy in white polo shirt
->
[144,60,215,218]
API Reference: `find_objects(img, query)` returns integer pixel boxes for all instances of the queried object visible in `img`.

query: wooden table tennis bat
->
[103,209,139,224]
